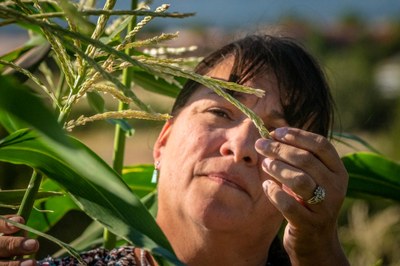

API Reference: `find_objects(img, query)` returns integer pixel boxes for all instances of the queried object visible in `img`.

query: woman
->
[0,34,349,265]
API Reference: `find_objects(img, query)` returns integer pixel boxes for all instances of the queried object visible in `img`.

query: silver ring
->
[306,185,326,204]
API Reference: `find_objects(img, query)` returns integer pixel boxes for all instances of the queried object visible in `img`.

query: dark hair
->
[171,34,334,137]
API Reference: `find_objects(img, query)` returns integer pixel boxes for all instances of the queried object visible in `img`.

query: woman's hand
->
[255,127,350,266]
[0,215,39,266]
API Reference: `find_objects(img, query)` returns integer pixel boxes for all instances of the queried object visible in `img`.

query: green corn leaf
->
[0,34,47,71]
[28,195,79,236]
[122,164,157,198]
[58,0,93,35]
[0,111,27,133]
[52,189,159,258]
[102,15,133,44]
[122,164,158,217]
[0,76,69,146]
[342,152,400,202]
[0,44,29,66]
[141,191,158,218]
[333,131,381,154]
[0,76,181,265]
[86,91,106,113]
[106,118,135,136]
[86,91,135,135]
[52,167,159,257]
[1,43,51,83]
[0,129,180,265]
[27,178,80,236]
[131,70,183,98]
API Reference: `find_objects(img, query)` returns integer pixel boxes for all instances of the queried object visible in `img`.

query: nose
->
[219,120,259,165]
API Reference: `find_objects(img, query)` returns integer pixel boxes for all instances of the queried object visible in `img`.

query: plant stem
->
[0,9,194,26]
[17,170,42,223]
[103,0,138,250]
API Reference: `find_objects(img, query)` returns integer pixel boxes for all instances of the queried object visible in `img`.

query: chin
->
[189,196,250,232]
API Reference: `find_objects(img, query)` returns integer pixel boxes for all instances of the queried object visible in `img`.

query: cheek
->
[160,124,209,176]
[168,123,223,157]
[158,123,224,194]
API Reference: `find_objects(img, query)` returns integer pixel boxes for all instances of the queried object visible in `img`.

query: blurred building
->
[375,54,400,98]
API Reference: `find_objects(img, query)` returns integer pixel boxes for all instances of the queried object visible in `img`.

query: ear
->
[153,119,173,163]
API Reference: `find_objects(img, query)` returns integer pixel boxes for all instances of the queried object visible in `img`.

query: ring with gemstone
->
[306,185,326,205]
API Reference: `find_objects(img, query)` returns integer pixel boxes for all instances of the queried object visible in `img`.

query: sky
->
[124,0,400,30]
[1,0,399,50]
[2,1,399,32]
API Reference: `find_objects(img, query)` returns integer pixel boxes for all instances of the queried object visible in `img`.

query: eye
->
[208,108,231,120]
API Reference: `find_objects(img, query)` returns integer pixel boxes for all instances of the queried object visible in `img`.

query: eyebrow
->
[206,90,285,119]
[205,76,285,120]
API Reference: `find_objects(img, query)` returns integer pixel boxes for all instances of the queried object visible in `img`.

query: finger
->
[256,138,329,187]
[262,157,316,201]
[0,237,39,257]
[0,216,24,235]
[270,127,345,174]
[261,151,345,210]
[262,180,309,226]
[0,259,37,266]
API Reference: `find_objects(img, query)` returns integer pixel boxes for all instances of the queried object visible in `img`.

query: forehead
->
[170,56,287,129]
[206,56,235,79]
[206,55,279,93]
[204,56,284,116]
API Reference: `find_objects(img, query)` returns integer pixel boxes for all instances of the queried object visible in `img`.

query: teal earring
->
[151,161,160,183]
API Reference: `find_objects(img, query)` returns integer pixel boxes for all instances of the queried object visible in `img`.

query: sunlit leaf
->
[122,164,156,198]
[343,152,400,202]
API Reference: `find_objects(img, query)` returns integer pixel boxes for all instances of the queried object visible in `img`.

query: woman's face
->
[154,57,288,235]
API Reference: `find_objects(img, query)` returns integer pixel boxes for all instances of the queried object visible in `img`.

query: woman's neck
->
[157,214,273,266]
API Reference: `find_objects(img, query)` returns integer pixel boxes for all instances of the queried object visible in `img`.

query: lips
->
[193,158,263,197]
[196,170,251,195]
[207,173,244,190]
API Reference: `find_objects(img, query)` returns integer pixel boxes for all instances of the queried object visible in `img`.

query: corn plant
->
[0,0,267,263]
[0,0,399,265]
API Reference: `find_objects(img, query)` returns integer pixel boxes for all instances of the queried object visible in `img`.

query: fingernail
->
[21,259,36,266]
[7,216,23,230]
[262,180,272,191]
[255,138,271,150]
[273,127,288,139]
[22,239,38,251]
[262,157,273,169]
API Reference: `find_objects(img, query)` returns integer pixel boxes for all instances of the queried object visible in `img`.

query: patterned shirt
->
[39,246,154,266]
